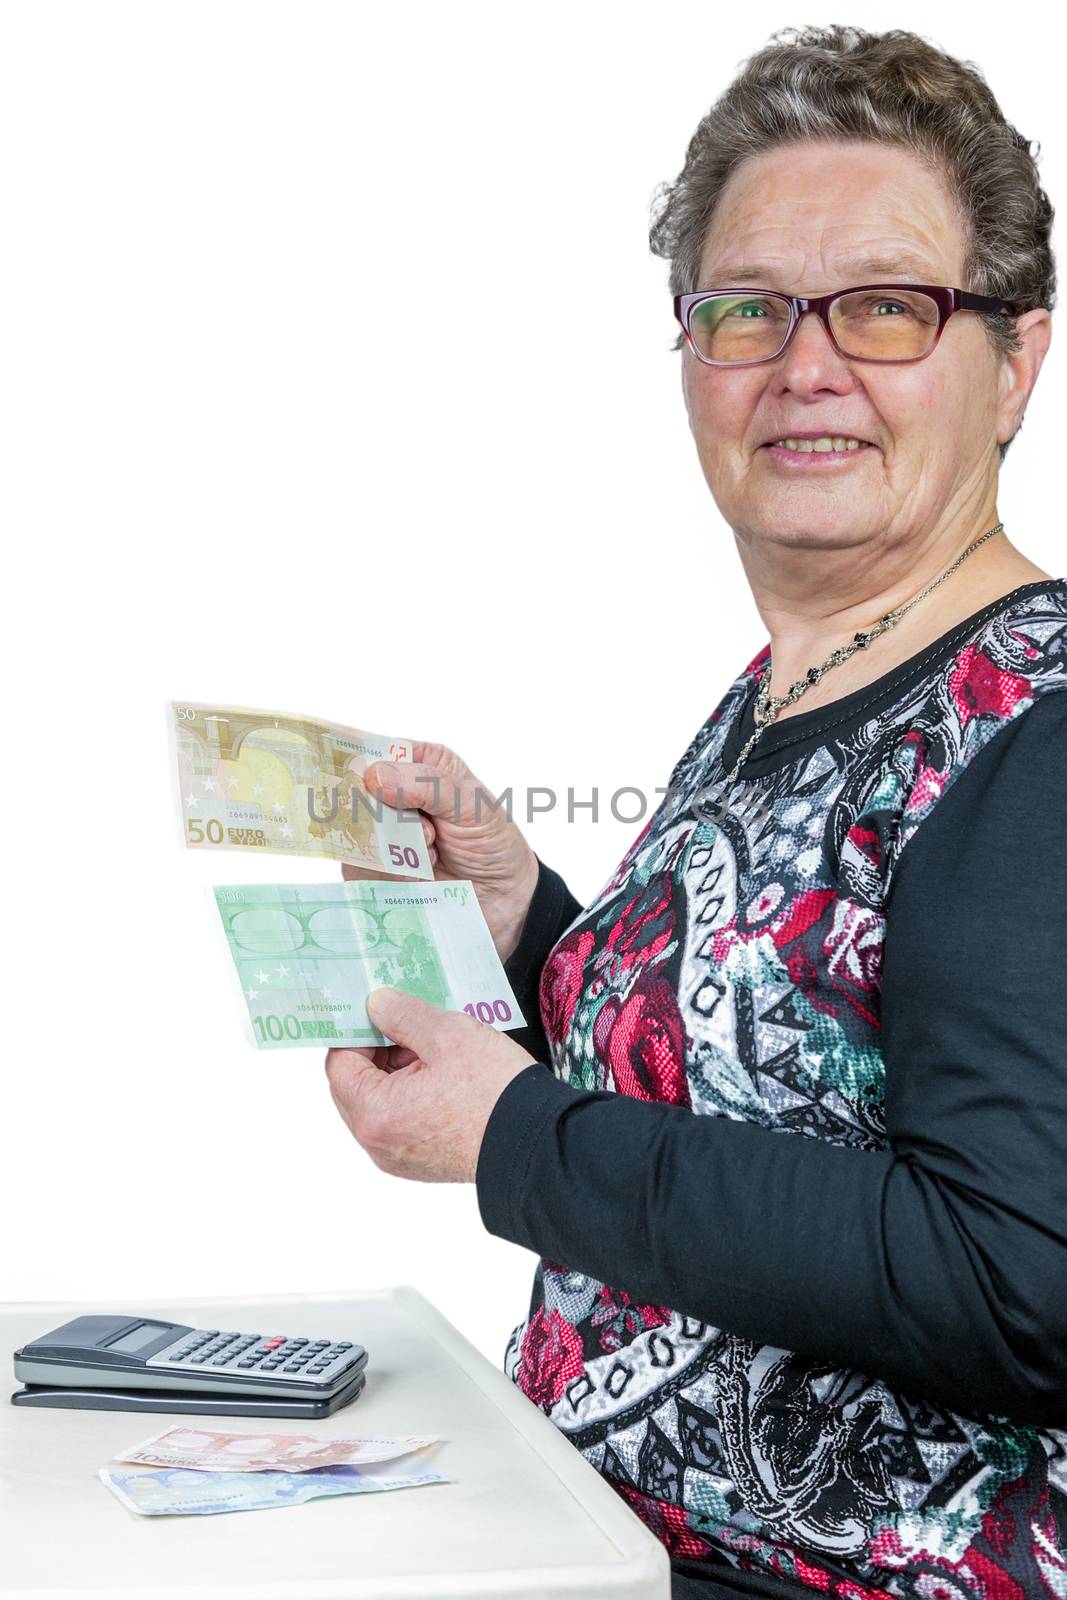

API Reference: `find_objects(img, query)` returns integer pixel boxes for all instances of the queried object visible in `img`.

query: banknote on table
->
[99,1460,448,1516]
[214,879,525,1047]
[170,701,432,878]
[115,1424,439,1473]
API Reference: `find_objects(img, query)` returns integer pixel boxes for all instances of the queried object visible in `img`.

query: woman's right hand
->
[342,742,540,965]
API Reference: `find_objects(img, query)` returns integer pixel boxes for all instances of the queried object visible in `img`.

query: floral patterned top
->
[476,579,1067,1599]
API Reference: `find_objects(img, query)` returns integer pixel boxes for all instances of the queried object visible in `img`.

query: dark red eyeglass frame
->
[673,284,1021,366]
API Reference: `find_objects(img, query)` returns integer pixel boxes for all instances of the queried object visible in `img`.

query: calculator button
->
[334,1342,353,1350]
[237,1359,256,1368]
[288,1338,307,1346]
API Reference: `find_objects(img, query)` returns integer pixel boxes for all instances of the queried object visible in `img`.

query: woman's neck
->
[758,542,1054,722]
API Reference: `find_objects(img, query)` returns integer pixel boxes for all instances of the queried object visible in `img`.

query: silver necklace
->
[722,523,1005,784]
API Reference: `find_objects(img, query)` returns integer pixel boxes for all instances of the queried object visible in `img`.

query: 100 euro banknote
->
[214,879,526,1048]
[170,702,431,877]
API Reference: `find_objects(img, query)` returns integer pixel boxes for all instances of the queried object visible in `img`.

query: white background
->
[2,2,1063,1366]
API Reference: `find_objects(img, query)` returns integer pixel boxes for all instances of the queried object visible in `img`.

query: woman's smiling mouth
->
[761,433,876,466]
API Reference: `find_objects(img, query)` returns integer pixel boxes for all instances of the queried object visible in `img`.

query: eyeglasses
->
[673,284,1019,366]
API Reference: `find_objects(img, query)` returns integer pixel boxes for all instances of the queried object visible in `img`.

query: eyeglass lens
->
[688,290,940,363]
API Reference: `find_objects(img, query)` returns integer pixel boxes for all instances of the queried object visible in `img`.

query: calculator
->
[11,1315,369,1418]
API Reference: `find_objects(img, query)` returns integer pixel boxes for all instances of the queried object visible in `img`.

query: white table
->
[0,1286,670,1599]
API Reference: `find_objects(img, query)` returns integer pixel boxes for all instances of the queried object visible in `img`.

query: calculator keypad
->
[148,1328,364,1386]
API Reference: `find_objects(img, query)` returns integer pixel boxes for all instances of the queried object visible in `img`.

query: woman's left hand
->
[325,989,538,1183]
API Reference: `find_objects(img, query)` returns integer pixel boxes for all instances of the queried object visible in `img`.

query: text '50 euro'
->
[214,880,526,1048]
[170,702,431,878]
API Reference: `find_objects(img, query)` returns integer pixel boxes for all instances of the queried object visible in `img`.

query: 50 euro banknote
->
[214,879,525,1048]
[170,701,431,878]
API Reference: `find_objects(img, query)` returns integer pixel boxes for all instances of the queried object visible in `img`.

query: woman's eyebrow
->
[703,253,937,284]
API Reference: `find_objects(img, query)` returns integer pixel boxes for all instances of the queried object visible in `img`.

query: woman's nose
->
[773,308,854,386]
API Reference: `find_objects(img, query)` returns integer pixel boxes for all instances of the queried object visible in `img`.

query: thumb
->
[364,758,457,819]
[363,761,471,823]
[367,986,453,1054]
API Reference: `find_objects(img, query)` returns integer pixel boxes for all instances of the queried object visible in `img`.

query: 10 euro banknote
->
[170,701,432,877]
[214,879,526,1048]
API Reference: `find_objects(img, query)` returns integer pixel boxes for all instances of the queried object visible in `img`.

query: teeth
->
[772,436,867,452]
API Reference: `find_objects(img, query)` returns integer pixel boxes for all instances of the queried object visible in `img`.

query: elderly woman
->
[326,23,1067,1600]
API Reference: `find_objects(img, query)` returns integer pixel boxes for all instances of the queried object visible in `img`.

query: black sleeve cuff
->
[504,855,583,991]
[502,856,583,1065]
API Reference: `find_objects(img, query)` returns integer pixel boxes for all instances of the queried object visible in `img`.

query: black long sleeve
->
[477,692,1067,1426]
[501,854,583,1066]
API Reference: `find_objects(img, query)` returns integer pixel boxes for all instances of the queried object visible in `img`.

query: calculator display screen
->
[104,1321,172,1354]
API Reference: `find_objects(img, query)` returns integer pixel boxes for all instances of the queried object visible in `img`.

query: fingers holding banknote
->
[352,1043,420,1075]
[325,987,537,1183]
[349,741,539,964]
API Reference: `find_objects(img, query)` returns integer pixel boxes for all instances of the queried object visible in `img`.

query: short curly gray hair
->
[649,24,1056,464]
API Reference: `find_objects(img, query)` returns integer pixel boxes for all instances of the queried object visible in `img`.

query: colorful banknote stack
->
[100,1426,447,1516]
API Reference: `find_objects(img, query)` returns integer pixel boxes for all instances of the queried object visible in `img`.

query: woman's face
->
[681,139,1015,563]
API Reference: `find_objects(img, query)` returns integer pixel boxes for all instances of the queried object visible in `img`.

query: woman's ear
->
[997,308,1052,448]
